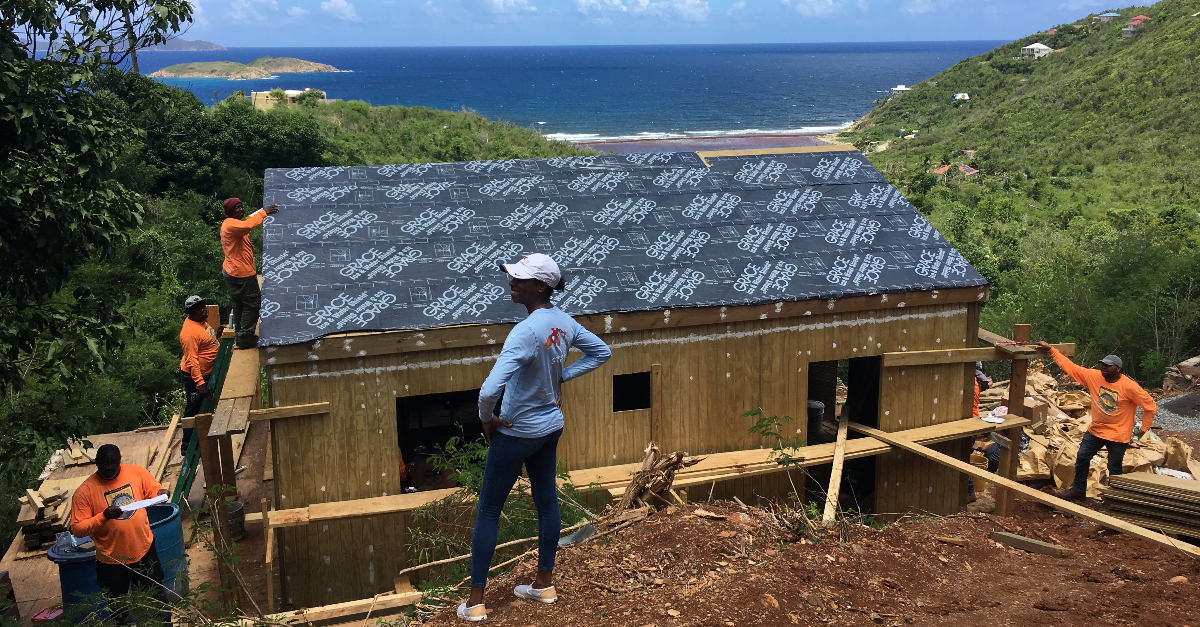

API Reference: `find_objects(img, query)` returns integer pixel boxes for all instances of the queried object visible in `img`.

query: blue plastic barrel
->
[147,503,187,600]
[46,540,100,613]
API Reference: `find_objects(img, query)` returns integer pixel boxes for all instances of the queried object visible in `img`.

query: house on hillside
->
[1123,15,1149,37]
[951,93,970,102]
[1096,11,1120,22]
[256,147,995,607]
[891,84,913,97]
[1020,43,1053,60]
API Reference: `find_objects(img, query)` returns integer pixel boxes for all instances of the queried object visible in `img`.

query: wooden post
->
[263,497,275,615]
[206,304,220,328]
[994,323,1030,516]
[650,364,663,446]
[821,413,849,526]
[219,434,238,499]
[195,413,235,609]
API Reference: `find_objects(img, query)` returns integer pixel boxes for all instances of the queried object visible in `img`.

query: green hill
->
[842,0,1200,384]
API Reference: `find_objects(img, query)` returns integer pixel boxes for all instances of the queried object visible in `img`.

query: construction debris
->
[614,443,701,512]
[988,531,1074,557]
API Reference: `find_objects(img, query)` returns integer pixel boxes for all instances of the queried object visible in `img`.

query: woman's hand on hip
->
[482,418,514,443]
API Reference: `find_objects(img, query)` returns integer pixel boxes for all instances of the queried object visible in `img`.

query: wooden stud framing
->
[995,324,1030,516]
[847,421,1200,558]
[650,363,663,446]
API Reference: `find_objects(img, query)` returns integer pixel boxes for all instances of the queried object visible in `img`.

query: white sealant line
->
[271,307,967,381]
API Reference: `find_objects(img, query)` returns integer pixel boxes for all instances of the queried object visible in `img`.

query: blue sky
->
[184,0,1143,47]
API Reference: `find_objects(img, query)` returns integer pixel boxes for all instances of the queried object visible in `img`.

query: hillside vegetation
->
[0,69,589,547]
[843,0,1200,383]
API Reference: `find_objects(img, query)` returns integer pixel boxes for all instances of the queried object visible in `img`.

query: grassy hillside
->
[843,0,1200,383]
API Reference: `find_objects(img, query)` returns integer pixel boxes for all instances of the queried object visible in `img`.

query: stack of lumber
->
[16,480,82,551]
[1101,473,1200,538]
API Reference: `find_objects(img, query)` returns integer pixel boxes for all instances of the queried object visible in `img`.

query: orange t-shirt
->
[221,209,266,278]
[1049,347,1157,443]
[179,317,219,385]
[70,464,163,564]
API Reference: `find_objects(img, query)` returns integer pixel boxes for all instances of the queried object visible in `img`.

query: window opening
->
[613,372,652,412]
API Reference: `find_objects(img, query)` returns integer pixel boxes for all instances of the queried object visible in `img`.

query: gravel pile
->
[1155,390,1200,433]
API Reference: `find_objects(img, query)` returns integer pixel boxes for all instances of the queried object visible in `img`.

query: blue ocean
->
[141,42,1000,141]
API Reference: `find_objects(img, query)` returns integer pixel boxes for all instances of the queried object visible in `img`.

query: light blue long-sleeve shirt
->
[478,306,611,438]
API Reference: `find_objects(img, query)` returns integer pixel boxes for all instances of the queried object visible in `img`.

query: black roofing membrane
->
[258,151,987,346]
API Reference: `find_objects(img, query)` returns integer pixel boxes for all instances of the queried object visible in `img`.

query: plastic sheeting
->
[257,150,987,346]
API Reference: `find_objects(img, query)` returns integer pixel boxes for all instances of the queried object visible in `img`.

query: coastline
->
[575,128,852,154]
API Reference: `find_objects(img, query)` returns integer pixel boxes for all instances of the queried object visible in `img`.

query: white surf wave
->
[543,123,852,143]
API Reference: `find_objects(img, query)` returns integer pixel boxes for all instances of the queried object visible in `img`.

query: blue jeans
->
[470,429,562,588]
[180,372,214,454]
[1072,431,1128,493]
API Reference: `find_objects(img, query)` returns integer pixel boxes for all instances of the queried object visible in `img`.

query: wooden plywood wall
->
[267,300,978,606]
[875,302,981,517]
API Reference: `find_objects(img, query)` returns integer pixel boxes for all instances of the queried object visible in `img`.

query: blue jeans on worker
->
[470,428,562,588]
[1072,431,1128,493]
[180,372,214,454]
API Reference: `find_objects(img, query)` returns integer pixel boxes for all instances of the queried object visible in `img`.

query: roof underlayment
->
[258,148,987,346]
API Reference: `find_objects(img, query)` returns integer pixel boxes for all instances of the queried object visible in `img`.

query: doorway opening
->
[397,390,484,492]
[804,356,881,515]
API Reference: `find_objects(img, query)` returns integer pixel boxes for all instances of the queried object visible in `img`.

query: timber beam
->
[880,343,1074,368]
[249,401,331,422]
[846,421,1200,558]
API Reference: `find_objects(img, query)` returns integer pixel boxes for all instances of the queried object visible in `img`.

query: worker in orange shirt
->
[221,197,278,349]
[1034,341,1157,500]
[70,444,170,621]
[179,296,223,454]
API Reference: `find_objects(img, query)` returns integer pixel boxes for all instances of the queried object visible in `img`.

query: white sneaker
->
[457,602,487,621]
[514,584,557,603]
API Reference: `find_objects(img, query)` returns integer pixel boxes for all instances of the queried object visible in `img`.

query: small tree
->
[296,88,326,108]
[268,87,288,108]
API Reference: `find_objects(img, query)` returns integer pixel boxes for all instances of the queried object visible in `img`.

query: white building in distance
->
[1020,43,1053,60]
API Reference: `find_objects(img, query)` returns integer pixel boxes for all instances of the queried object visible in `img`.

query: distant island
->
[153,38,226,51]
[149,56,338,79]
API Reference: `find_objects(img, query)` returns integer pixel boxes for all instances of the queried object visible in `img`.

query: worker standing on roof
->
[70,444,170,623]
[459,254,611,622]
[178,296,223,455]
[220,197,278,349]
[1034,341,1157,500]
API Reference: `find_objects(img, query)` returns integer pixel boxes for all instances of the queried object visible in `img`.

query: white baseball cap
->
[499,254,565,291]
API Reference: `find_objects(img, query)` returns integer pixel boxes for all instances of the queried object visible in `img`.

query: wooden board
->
[250,488,461,529]
[881,344,1075,367]
[846,421,1200,558]
[989,531,1073,557]
[1108,511,1200,539]
[221,344,261,399]
[1109,473,1200,504]
[821,413,849,526]
[1100,487,1200,516]
[151,414,181,481]
[208,396,252,437]
[1106,501,1200,527]
[249,402,331,422]
[245,591,422,625]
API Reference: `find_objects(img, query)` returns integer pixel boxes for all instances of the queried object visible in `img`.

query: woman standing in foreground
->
[458,254,612,622]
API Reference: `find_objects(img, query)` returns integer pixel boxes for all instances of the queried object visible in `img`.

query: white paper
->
[980,415,1006,424]
[119,494,168,513]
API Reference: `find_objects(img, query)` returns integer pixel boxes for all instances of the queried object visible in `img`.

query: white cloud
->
[780,0,841,17]
[901,0,938,14]
[727,0,745,12]
[575,0,627,13]
[320,0,360,20]
[481,0,537,12]
[228,0,278,22]
[628,0,709,20]
[287,5,309,15]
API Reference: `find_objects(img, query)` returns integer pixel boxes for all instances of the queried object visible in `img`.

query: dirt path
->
[423,497,1198,627]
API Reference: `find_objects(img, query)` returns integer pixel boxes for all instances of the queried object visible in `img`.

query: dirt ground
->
[421,496,1199,627]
